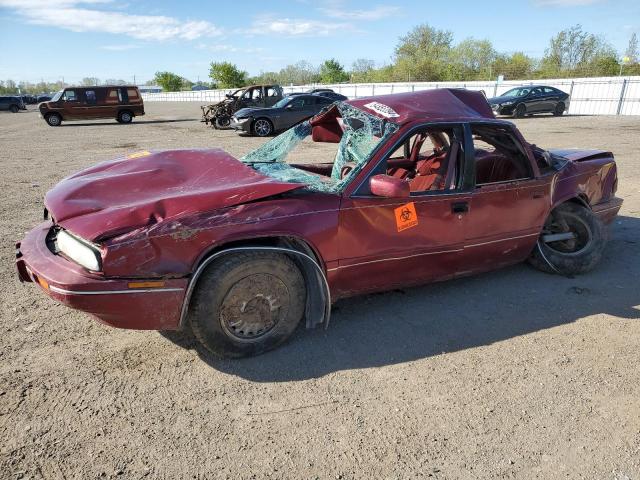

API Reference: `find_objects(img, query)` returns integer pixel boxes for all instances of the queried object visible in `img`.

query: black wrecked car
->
[488,85,570,118]
[230,94,334,136]
[0,96,26,113]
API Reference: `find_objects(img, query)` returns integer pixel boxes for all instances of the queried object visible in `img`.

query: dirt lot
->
[1,103,639,480]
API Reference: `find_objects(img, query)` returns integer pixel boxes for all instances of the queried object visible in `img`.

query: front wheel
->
[252,118,273,137]
[528,202,607,276]
[10,105,19,113]
[214,115,231,129]
[513,104,526,118]
[189,252,306,358]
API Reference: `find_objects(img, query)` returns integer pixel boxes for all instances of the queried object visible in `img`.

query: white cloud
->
[196,43,264,54]
[0,0,222,41]
[243,15,352,36]
[319,5,402,20]
[533,0,604,6]
[100,44,141,51]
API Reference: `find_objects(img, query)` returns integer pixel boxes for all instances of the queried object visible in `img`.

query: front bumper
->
[592,196,623,225]
[15,222,188,330]
[230,117,252,133]
[491,104,514,116]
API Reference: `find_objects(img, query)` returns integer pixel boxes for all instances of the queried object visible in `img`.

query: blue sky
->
[0,0,638,84]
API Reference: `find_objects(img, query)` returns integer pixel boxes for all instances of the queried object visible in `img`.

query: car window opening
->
[471,124,533,185]
[384,128,461,193]
[241,102,399,193]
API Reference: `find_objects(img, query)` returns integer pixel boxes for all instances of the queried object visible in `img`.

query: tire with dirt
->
[513,103,526,118]
[189,251,306,358]
[214,115,231,129]
[553,102,565,116]
[45,113,62,126]
[528,202,607,276]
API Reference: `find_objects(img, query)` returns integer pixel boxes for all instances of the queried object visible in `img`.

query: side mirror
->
[370,174,410,198]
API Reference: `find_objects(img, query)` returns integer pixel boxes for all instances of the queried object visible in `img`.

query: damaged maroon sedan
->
[16,89,623,357]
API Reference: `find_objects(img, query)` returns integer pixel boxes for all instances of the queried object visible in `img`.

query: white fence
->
[142,76,640,116]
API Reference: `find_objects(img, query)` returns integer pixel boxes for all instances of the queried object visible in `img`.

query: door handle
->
[451,201,469,214]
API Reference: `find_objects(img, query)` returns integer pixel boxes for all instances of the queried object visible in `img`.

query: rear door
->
[462,122,549,273]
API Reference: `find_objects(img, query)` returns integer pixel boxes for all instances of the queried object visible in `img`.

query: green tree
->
[450,38,496,80]
[153,71,184,92]
[81,77,100,86]
[492,52,534,79]
[351,58,376,82]
[541,24,617,76]
[394,23,453,81]
[209,62,247,88]
[319,59,349,84]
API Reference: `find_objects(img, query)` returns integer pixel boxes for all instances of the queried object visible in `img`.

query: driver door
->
[334,124,470,297]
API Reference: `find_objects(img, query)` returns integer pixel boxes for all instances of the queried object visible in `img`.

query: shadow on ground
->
[162,215,639,381]
[59,119,199,127]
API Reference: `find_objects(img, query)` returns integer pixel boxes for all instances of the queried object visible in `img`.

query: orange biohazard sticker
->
[394,202,418,232]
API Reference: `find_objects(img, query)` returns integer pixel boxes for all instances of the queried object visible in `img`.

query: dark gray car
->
[0,96,26,113]
[230,94,334,136]
[488,85,570,118]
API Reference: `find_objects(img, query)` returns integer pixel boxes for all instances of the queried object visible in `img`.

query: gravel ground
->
[1,103,639,480]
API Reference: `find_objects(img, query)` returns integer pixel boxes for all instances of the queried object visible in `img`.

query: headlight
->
[57,230,102,271]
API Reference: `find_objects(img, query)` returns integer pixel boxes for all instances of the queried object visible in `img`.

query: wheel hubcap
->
[541,212,592,255]
[219,274,289,342]
[255,120,270,136]
[122,113,131,122]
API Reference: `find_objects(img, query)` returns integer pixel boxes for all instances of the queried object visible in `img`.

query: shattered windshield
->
[241,102,399,193]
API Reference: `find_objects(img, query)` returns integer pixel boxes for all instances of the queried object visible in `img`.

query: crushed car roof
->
[346,88,495,124]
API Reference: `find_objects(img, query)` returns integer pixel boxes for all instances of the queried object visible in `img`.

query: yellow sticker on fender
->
[127,151,151,159]
[394,202,418,232]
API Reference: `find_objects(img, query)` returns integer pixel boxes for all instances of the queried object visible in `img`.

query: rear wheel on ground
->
[10,105,19,113]
[528,202,606,276]
[45,113,62,126]
[117,110,133,123]
[553,102,565,116]
[189,251,306,358]
[252,118,273,137]
[513,104,526,118]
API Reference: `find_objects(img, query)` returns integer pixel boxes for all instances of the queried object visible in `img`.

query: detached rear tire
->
[189,252,306,358]
[528,202,607,276]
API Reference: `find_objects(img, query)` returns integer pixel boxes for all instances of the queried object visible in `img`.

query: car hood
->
[235,107,281,118]
[487,95,519,104]
[45,149,305,242]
